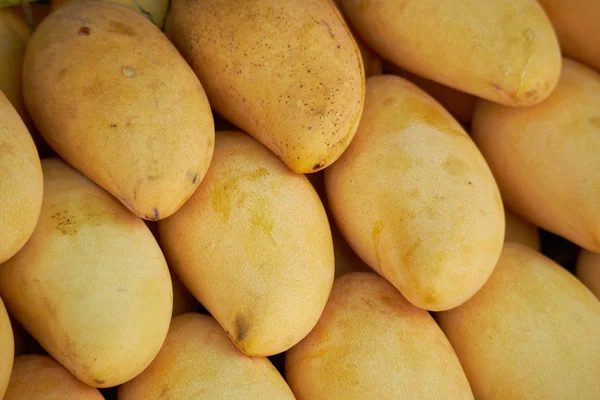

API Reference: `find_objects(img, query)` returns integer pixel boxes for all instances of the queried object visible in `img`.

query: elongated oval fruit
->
[0,9,30,122]
[166,0,364,173]
[0,297,14,399]
[4,355,103,400]
[437,243,600,399]
[286,272,473,399]
[325,75,504,311]
[51,0,169,28]
[23,1,214,221]
[0,91,43,264]
[339,0,561,106]
[537,0,600,71]
[472,58,600,251]
[159,131,334,356]
[119,313,296,399]
[576,250,600,299]
[0,159,172,387]
[504,209,540,250]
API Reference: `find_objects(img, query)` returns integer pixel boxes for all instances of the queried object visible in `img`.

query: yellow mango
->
[0,159,172,387]
[472,58,600,251]
[0,297,13,399]
[119,313,295,399]
[159,131,334,356]
[325,75,504,311]
[338,0,561,106]
[166,0,364,173]
[576,250,600,299]
[23,1,214,220]
[437,243,600,399]
[4,355,103,400]
[537,0,600,71]
[504,209,540,250]
[286,272,473,399]
[0,91,43,263]
[51,0,169,28]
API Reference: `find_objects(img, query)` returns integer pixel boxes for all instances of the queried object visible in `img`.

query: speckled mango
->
[0,91,43,264]
[437,243,600,399]
[0,159,172,388]
[286,272,474,399]
[23,1,214,221]
[0,297,13,399]
[325,75,504,311]
[159,131,334,356]
[118,313,296,399]
[472,58,600,251]
[338,0,561,106]
[166,0,364,173]
[4,355,104,400]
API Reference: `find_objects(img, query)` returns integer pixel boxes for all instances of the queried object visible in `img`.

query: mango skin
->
[471,58,600,251]
[504,209,540,250]
[576,250,600,299]
[23,1,214,221]
[538,0,600,71]
[286,272,473,400]
[4,355,103,400]
[339,0,561,106]
[166,0,364,173]
[437,243,600,399]
[0,9,30,123]
[159,131,334,356]
[0,91,43,264]
[325,75,504,311]
[52,0,169,28]
[0,297,14,399]
[118,313,296,400]
[0,159,173,388]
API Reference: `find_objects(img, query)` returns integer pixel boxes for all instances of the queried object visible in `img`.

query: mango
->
[338,0,561,106]
[576,250,600,299]
[4,355,103,400]
[504,209,540,250]
[0,297,13,399]
[0,91,43,263]
[286,272,473,399]
[159,131,334,356]
[119,313,295,399]
[23,1,214,220]
[325,75,504,311]
[0,159,172,387]
[166,0,364,173]
[537,0,600,71]
[437,243,600,399]
[0,9,29,122]
[51,0,169,28]
[471,58,600,251]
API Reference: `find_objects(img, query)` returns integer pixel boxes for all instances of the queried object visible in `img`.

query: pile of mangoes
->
[1,0,599,399]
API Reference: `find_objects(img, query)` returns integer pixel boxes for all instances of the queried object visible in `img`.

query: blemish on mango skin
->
[372,220,384,272]
[108,20,136,36]
[226,313,252,351]
[212,168,270,222]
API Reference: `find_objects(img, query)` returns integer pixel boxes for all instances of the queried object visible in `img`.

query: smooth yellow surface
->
[472,58,600,251]
[4,355,103,400]
[325,75,504,311]
[166,0,364,173]
[52,0,169,28]
[286,272,473,399]
[504,209,540,250]
[119,313,296,399]
[576,250,600,299]
[159,131,334,356]
[0,159,172,387]
[437,243,600,399]
[0,9,30,122]
[339,0,561,106]
[23,1,214,220]
[0,91,43,263]
[538,0,600,71]
[0,297,14,399]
